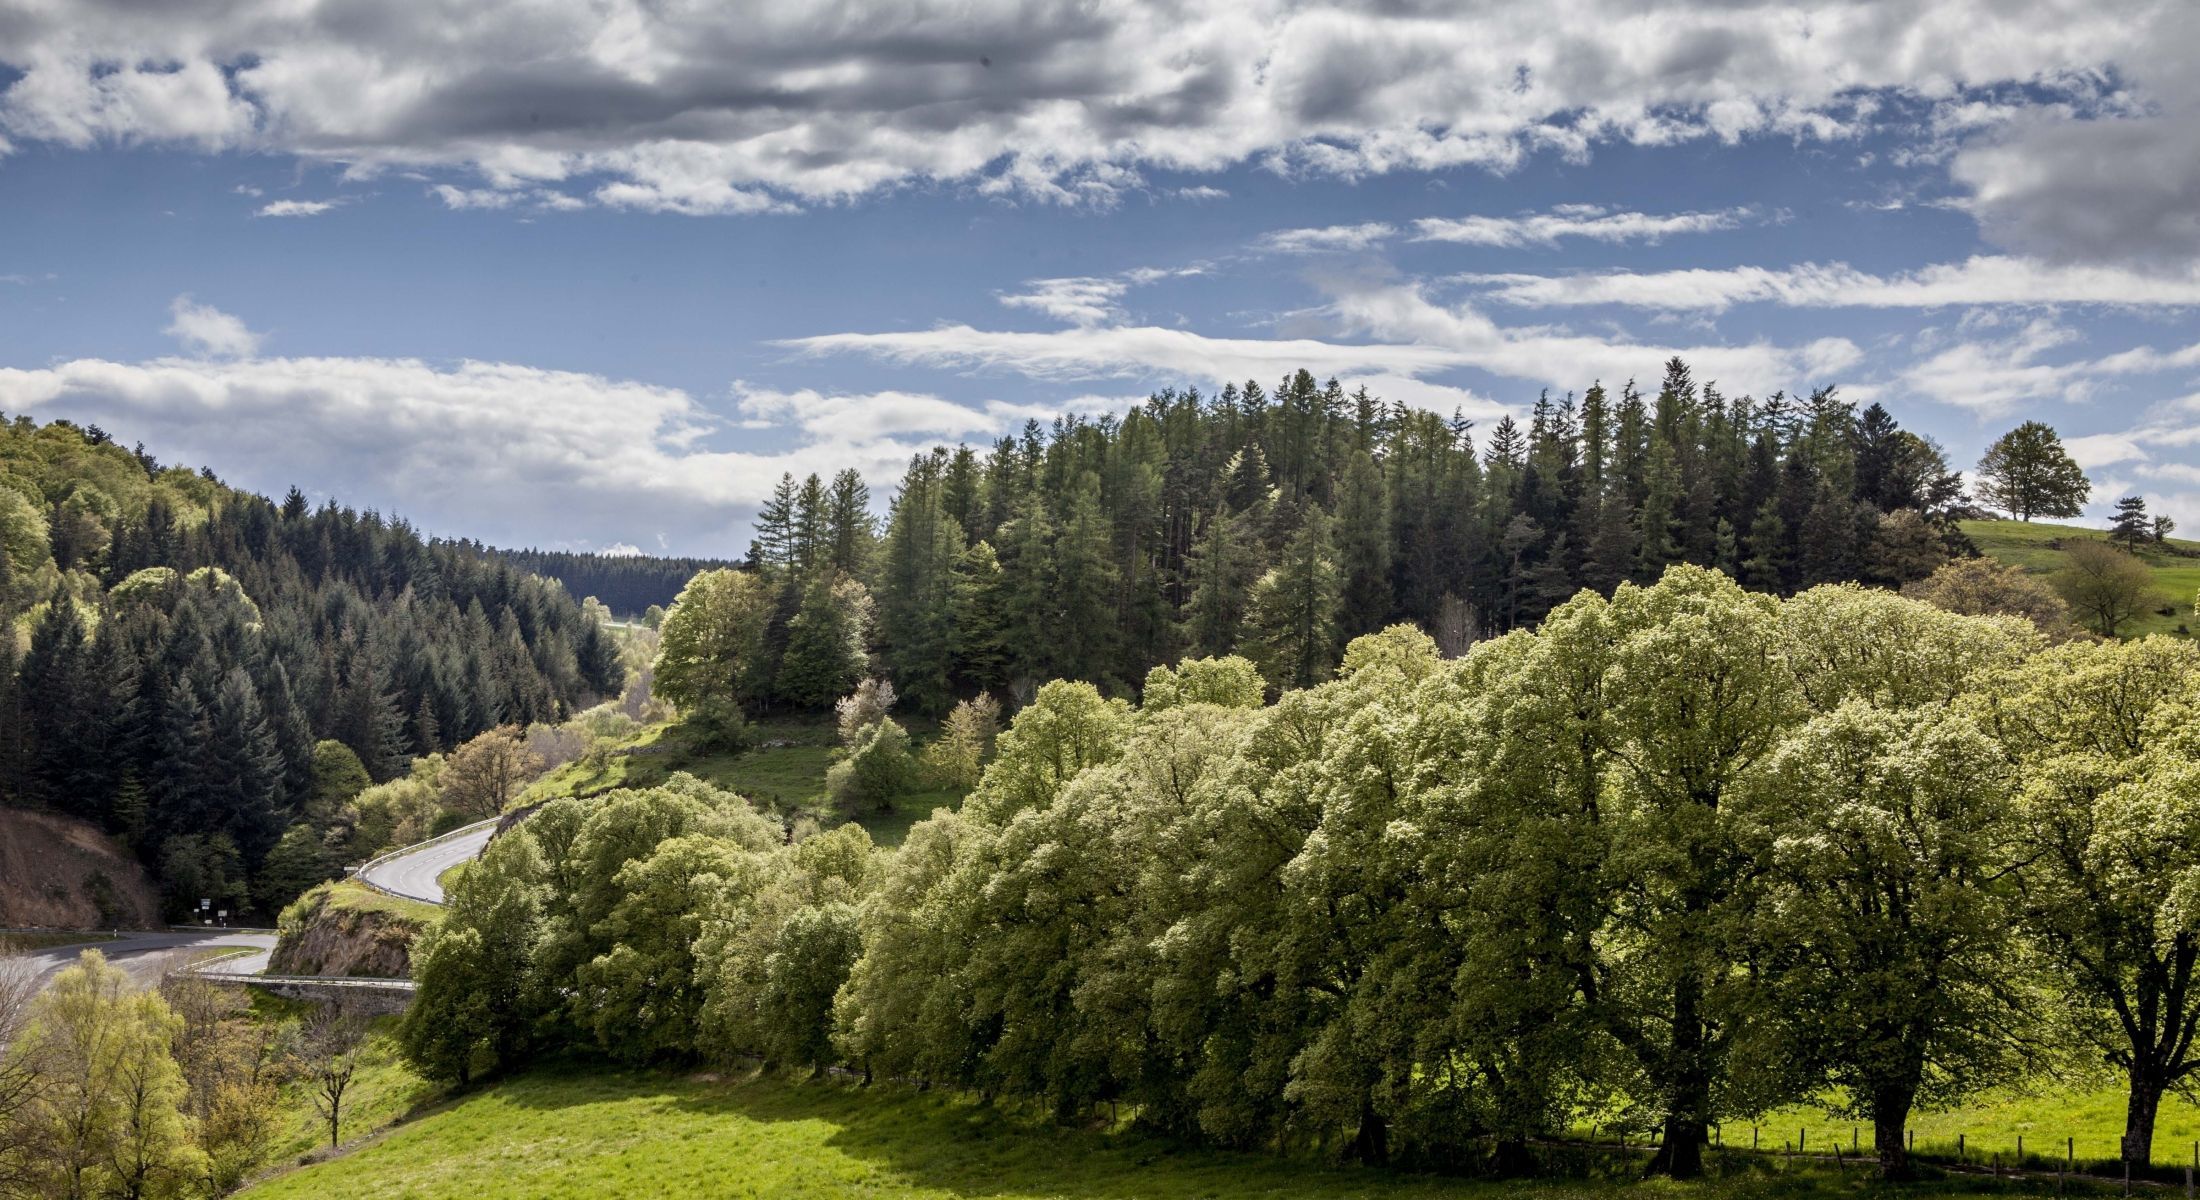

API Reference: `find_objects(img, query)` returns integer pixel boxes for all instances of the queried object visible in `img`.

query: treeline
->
[490,546,737,617]
[410,568,2200,1182]
[665,359,1975,721]
[0,415,623,917]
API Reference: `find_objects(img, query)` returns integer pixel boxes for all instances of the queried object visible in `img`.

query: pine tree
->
[2110,496,2152,550]
[1243,508,1342,691]
[1334,451,1393,636]
[826,469,874,576]
[1049,473,1119,685]
[776,573,874,709]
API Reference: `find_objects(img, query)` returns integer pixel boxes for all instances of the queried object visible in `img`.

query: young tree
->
[833,677,897,746]
[776,574,874,709]
[826,718,919,812]
[1974,421,2089,521]
[918,693,1000,789]
[2053,539,2162,637]
[1242,509,1342,692]
[438,725,544,820]
[301,1001,370,1149]
[1902,557,2075,641]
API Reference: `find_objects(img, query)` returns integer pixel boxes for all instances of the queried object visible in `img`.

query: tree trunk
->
[2124,1068,2163,1168]
[1873,1093,1914,1181]
[1348,1095,1389,1166]
[1648,972,1710,1180]
[1492,1137,1534,1177]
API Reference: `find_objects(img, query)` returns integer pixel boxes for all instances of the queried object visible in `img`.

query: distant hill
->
[488,546,739,616]
[1962,518,2200,637]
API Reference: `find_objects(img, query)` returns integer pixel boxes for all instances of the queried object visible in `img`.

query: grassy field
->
[239,1066,2083,1200]
[1962,518,2200,637]
[523,714,965,847]
[319,878,445,926]
[1747,1079,2200,1172]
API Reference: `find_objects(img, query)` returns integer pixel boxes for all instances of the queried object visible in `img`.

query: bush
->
[684,695,754,754]
[918,693,999,788]
[826,718,918,812]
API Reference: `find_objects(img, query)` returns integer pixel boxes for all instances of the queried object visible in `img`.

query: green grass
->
[1744,1077,2200,1172]
[523,715,966,848]
[1963,519,2200,638]
[240,1066,2058,1200]
[321,879,444,926]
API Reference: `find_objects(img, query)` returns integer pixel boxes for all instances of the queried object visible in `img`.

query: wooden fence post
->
[1959,1133,1966,1162]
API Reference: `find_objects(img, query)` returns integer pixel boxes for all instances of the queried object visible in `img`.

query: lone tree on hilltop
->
[1975,421,2089,521]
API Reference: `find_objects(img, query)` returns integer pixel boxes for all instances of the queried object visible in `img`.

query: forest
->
[408,568,2200,1183]
[0,415,624,918]
[647,358,1983,729]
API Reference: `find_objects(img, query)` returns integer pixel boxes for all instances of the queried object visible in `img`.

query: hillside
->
[0,807,162,928]
[1962,518,2200,636]
[0,415,625,922]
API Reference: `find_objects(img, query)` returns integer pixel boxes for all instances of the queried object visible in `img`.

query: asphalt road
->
[13,929,277,990]
[356,822,496,904]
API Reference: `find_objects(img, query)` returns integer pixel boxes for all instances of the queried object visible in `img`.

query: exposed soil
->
[0,808,163,930]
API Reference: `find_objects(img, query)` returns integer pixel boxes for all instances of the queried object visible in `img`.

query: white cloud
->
[792,275,1859,404]
[256,199,338,218]
[1412,204,1751,247]
[996,266,1202,327]
[597,542,645,557]
[998,277,1130,327]
[1256,222,1397,254]
[163,296,262,359]
[0,354,1063,554]
[0,1,2176,225]
[1899,318,2200,414]
[1461,256,2200,312]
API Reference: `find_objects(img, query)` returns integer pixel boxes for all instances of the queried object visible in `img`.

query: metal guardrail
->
[182,945,418,993]
[349,815,503,904]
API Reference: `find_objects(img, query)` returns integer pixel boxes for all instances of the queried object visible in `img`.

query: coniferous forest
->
[0,414,622,916]
[663,358,1972,722]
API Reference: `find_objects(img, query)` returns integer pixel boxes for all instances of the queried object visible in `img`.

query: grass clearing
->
[523,714,965,847]
[321,878,444,926]
[240,1065,2063,1200]
[1963,518,2200,637]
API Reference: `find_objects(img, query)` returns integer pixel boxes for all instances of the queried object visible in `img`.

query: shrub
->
[826,718,917,812]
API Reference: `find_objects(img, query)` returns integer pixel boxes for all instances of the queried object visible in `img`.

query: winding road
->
[356,822,498,904]
[11,821,497,995]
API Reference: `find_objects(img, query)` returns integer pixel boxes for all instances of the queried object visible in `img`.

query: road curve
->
[15,929,277,991]
[356,822,497,904]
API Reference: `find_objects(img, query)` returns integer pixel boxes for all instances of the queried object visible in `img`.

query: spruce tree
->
[1243,508,1342,691]
[2110,496,2152,550]
[1333,451,1393,636]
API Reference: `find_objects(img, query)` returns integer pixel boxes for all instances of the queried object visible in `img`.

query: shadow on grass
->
[482,1063,2073,1200]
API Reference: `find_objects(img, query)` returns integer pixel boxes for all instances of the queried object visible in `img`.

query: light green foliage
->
[578,834,763,1062]
[1968,636,2200,1163]
[918,693,999,788]
[1781,583,2039,710]
[962,680,1131,823]
[825,718,918,812]
[307,739,372,822]
[2054,539,2165,638]
[10,951,201,1198]
[756,902,863,1071]
[1747,702,2028,1175]
[1139,655,1264,712]
[651,568,774,712]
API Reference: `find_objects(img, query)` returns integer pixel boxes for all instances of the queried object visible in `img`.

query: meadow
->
[1962,518,2200,637]
[241,1064,2125,1200]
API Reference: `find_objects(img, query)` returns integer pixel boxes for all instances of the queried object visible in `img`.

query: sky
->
[1,1,2198,558]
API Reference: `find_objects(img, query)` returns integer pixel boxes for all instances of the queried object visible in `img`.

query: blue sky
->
[1,2,2197,557]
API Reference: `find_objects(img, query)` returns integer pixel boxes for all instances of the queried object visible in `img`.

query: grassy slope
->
[524,715,964,848]
[241,1067,2046,1200]
[320,878,444,926]
[1962,518,2200,637]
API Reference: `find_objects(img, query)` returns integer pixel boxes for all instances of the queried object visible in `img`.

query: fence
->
[349,815,505,903]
